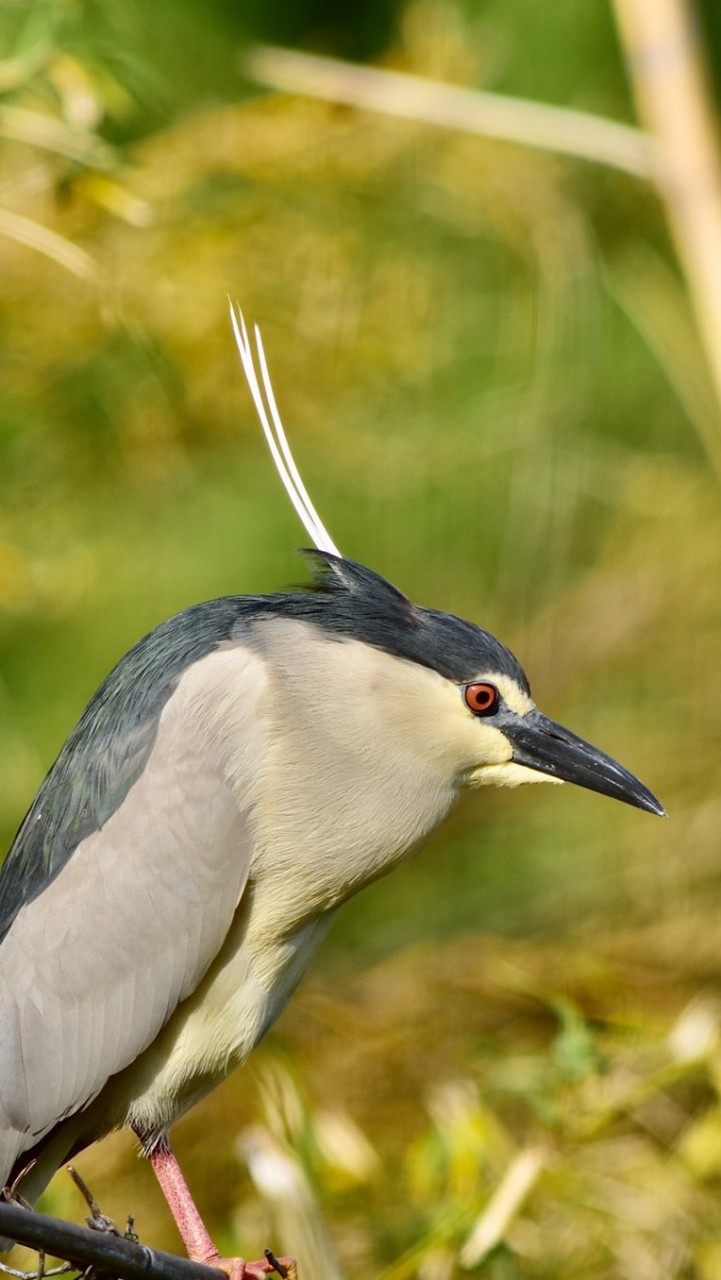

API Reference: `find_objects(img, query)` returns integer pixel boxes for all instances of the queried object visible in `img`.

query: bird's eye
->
[464,682,500,716]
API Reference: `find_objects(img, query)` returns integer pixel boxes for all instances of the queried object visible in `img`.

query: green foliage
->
[1,2,720,1277]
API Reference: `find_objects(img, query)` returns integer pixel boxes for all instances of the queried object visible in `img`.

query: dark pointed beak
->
[506,709,666,816]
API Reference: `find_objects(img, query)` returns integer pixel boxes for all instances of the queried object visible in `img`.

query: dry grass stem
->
[245,44,656,178]
[613,0,721,445]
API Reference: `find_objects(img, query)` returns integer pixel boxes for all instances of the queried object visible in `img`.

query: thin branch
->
[66,1165,138,1243]
[243,44,656,179]
[0,1260,73,1279]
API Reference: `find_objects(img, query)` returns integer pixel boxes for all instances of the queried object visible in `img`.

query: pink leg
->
[144,1137,295,1280]
[147,1139,222,1267]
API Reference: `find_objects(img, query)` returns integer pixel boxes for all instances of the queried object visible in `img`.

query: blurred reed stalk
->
[245,45,655,178]
[0,207,97,282]
[612,0,721,458]
[239,1126,344,1280]
[459,1148,546,1269]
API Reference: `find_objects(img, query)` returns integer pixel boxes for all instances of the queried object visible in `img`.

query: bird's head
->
[277,552,665,817]
[232,308,664,819]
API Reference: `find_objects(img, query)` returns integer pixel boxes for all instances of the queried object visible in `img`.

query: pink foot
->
[198,1251,297,1280]
[138,1134,297,1280]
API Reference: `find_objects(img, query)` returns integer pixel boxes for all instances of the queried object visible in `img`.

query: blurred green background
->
[2,2,721,1277]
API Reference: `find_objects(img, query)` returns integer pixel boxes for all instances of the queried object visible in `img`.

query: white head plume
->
[230,303,341,557]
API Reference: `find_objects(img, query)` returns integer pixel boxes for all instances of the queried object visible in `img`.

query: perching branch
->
[0,1203,228,1280]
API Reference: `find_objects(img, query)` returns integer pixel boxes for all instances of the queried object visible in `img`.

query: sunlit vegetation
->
[2,2,720,1276]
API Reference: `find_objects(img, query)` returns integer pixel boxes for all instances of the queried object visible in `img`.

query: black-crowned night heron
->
[0,309,664,1278]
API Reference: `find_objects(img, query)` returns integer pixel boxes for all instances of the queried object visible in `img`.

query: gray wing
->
[0,612,270,1187]
[0,596,255,942]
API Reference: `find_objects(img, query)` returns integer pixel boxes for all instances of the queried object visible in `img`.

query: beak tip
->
[632,783,666,819]
[648,798,668,819]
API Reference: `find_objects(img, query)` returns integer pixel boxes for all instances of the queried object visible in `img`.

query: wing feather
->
[0,597,257,942]
[0,641,270,1187]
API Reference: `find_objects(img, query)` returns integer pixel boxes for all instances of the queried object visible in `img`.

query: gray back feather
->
[0,598,252,941]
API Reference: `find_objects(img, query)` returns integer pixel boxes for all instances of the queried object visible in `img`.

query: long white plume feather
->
[230,303,341,557]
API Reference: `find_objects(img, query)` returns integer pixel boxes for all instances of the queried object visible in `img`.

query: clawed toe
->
[203,1253,297,1280]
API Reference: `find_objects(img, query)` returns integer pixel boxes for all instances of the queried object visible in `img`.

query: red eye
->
[464,682,500,716]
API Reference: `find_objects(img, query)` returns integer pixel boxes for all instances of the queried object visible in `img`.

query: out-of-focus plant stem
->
[0,105,116,167]
[245,45,656,178]
[0,207,97,281]
[612,0,721,464]
[459,1148,546,1268]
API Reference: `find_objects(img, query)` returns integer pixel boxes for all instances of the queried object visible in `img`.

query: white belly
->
[116,907,336,1137]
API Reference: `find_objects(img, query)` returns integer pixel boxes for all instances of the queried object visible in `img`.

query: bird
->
[0,307,664,1278]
